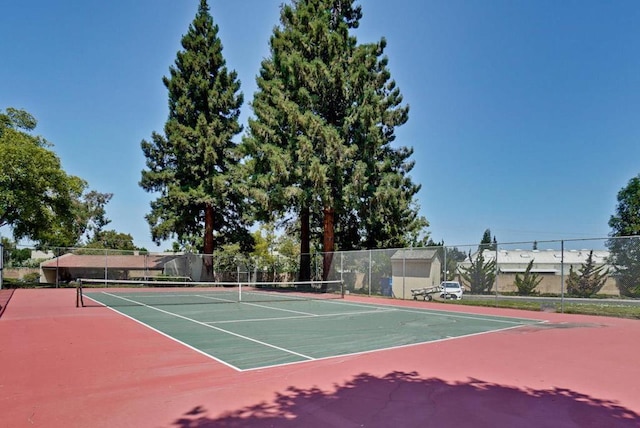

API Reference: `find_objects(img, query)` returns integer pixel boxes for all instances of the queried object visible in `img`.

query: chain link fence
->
[3,237,639,304]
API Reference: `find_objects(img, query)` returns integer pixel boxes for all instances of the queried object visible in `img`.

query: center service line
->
[100,291,316,361]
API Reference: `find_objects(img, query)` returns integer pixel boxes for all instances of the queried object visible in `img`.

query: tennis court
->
[3,287,640,427]
[82,283,541,371]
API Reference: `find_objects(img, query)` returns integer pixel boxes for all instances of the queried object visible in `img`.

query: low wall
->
[3,268,40,281]
[494,273,619,296]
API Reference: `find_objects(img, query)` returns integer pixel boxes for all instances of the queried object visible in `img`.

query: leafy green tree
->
[0,107,37,130]
[607,174,640,297]
[444,246,467,281]
[427,239,466,281]
[242,0,424,280]
[250,225,277,272]
[459,250,496,294]
[140,0,251,274]
[212,243,246,279]
[275,232,301,274]
[514,259,542,295]
[250,225,303,279]
[566,250,609,297]
[251,228,272,261]
[85,230,136,251]
[1,238,30,267]
[82,190,113,242]
[0,107,87,247]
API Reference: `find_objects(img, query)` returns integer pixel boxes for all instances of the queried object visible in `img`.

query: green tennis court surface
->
[85,290,542,371]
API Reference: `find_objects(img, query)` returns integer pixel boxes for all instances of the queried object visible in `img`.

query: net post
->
[76,280,84,308]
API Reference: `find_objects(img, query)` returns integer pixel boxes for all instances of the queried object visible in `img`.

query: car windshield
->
[443,283,459,288]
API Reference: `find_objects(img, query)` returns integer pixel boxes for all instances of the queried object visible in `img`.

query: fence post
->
[443,243,447,282]
[560,240,565,313]
[402,251,406,300]
[368,250,372,296]
[56,248,60,288]
[0,242,3,290]
[495,245,499,307]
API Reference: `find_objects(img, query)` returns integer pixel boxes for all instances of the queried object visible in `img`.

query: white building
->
[457,249,618,295]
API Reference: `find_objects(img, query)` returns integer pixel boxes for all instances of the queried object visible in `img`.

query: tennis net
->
[76,278,344,307]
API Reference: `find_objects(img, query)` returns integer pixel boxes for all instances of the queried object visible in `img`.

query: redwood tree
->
[242,0,360,281]
[140,0,251,271]
[243,0,425,280]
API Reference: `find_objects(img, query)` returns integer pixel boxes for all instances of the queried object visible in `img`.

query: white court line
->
[176,291,538,326]
[87,291,543,372]
[318,298,543,325]
[240,301,317,316]
[117,292,238,303]
[205,308,398,325]
[241,322,535,372]
[84,295,241,371]
[98,291,316,363]
[193,294,237,303]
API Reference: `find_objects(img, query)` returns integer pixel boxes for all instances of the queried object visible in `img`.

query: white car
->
[440,281,463,300]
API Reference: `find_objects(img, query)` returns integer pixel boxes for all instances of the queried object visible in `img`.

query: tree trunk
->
[203,204,215,278]
[322,206,335,287]
[299,205,311,282]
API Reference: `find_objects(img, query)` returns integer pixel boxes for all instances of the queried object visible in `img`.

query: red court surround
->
[1,289,638,427]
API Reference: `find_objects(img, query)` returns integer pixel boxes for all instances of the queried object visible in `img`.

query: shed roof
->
[40,254,177,270]
[391,248,440,261]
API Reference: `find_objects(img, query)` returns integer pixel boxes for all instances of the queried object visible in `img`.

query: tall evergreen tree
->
[242,0,425,279]
[340,39,426,250]
[140,0,250,272]
[479,228,497,251]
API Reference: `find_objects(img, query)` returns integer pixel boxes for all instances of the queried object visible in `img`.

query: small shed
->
[390,248,442,299]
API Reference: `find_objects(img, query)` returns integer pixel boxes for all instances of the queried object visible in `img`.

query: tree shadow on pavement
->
[171,371,639,427]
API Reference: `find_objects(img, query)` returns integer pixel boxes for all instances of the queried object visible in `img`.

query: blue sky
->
[2,0,639,250]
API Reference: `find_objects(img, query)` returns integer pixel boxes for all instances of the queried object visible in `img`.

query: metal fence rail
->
[4,237,640,307]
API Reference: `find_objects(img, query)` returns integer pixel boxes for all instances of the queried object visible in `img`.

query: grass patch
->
[441,297,640,319]
[561,303,640,319]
